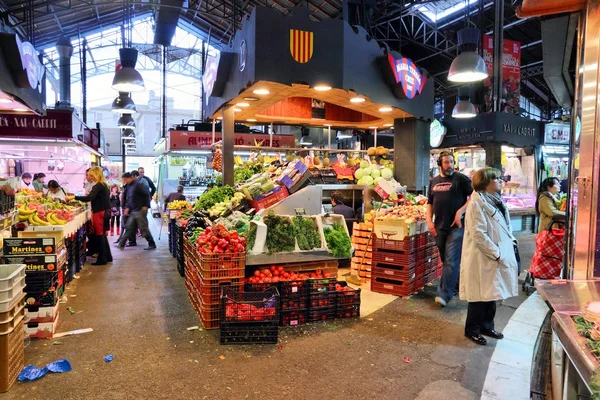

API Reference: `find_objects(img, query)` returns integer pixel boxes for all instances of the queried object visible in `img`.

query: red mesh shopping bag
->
[529,220,565,279]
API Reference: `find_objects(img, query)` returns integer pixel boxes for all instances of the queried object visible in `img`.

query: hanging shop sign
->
[544,122,570,145]
[0,109,73,138]
[289,29,314,64]
[202,52,233,104]
[167,131,296,150]
[0,33,44,90]
[379,54,427,100]
[429,119,447,148]
[483,35,521,114]
[439,112,542,148]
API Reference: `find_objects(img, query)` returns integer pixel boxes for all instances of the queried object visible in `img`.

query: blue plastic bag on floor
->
[18,359,72,382]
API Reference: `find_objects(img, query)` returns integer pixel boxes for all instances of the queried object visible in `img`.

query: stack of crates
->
[185,248,244,329]
[371,234,422,297]
[417,233,440,285]
[65,234,76,283]
[335,281,361,319]
[176,223,185,277]
[168,218,177,257]
[220,287,280,344]
[307,277,337,322]
[350,222,373,279]
[0,264,25,393]
[2,237,65,339]
[279,279,308,326]
[75,227,86,273]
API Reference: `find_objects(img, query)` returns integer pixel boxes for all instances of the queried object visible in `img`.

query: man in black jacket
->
[138,167,156,200]
[117,173,156,250]
[114,180,136,246]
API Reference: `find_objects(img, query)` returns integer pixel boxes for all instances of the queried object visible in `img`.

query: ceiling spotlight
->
[448,29,488,83]
[314,85,332,91]
[379,107,393,112]
[350,96,366,103]
[0,99,12,104]
[118,114,136,128]
[243,97,260,101]
[111,93,137,114]
[216,117,223,120]
[253,89,270,95]
[236,102,250,107]
[12,108,28,112]
[233,108,242,112]
[452,87,477,119]
[112,48,145,92]
[247,118,257,122]
[383,123,393,127]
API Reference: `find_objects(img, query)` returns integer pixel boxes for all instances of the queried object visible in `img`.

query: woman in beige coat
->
[460,168,519,346]
[536,177,565,232]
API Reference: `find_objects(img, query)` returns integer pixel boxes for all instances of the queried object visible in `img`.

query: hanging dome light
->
[299,136,313,146]
[452,86,477,119]
[118,114,136,129]
[121,129,136,140]
[448,28,488,83]
[112,93,137,114]
[112,48,145,92]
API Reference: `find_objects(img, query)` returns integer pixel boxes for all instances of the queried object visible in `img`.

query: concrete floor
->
[4,227,536,400]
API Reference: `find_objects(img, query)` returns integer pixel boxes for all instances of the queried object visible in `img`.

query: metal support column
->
[222,106,235,186]
[82,38,87,124]
[493,0,504,112]
[161,45,167,138]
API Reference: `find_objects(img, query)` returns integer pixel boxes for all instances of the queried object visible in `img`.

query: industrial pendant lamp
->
[121,129,136,140]
[448,28,488,83]
[112,48,145,92]
[299,128,313,146]
[452,86,477,119]
[118,114,136,129]
[112,92,137,114]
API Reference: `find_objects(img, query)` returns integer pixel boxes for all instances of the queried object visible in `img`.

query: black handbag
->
[513,240,521,275]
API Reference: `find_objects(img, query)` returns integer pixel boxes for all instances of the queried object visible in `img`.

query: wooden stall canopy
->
[517,0,585,18]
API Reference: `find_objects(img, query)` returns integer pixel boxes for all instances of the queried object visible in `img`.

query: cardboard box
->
[3,252,65,272]
[25,303,59,323]
[3,238,57,256]
[24,313,59,339]
[373,218,417,241]
[17,230,64,246]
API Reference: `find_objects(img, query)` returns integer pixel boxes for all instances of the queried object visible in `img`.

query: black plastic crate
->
[245,282,278,293]
[308,277,337,293]
[308,291,336,308]
[24,271,59,293]
[221,287,280,324]
[280,295,308,311]
[336,303,360,319]
[280,279,309,297]
[23,288,58,307]
[307,306,336,322]
[335,282,362,306]
[280,309,307,326]
[220,324,278,345]
[0,191,15,213]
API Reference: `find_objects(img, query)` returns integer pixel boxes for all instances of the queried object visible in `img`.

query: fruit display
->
[247,266,333,285]
[195,224,246,255]
[17,201,77,226]
[213,148,223,172]
[354,160,394,187]
[194,185,236,211]
[376,204,427,223]
[208,192,246,218]
[367,146,391,157]
[167,200,192,210]
[239,174,279,201]
[232,161,265,184]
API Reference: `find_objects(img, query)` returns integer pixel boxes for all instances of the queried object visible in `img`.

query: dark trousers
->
[116,215,136,244]
[465,301,496,336]
[110,215,121,230]
[435,227,464,302]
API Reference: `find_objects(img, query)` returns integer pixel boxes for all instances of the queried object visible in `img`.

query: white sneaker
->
[435,296,447,307]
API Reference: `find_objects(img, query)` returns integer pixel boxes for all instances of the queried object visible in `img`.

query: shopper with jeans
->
[427,151,473,307]
[117,173,156,251]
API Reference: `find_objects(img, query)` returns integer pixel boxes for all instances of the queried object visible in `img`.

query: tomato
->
[269,265,276,272]
[262,269,270,276]
[254,270,260,277]
[278,266,284,273]
[273,270,280,277]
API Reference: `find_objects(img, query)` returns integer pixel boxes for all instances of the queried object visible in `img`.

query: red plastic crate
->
[371,264,416,281]
[372,234,417,252]
[249,186,289,211]
[371,276,416,297]
[336,282,361,305]
[198,253,245,277]
[372,249,417,266]
[417,232,436,248]
[280,309,307,326]
[197,276,244,305]
[198,301,221,330]
[416,246,435,262]
[308,277,337,293]
[414,277,425,292]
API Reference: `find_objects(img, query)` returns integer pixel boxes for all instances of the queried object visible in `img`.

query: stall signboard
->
[0,33,44,90]
[168,131,296,150]
[383,54,427,100]
[483,35,521,114]
[429,119,446,148]
[439,112,542,148]
[0,109,73,138]
[544,122,570,145]
[202,52,221,99]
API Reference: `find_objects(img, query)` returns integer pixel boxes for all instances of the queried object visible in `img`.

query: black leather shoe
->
[144,246,157,250]
[91,261,107,266]
[125,243,137,247]
[481,330,504,339]
[465,334,487,346]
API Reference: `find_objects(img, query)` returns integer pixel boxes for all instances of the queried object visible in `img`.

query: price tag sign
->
[295,208,307,216]
[169,210,178,219]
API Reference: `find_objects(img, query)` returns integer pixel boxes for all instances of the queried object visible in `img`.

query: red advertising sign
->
[387,54,426,99]
[0,109,73,138]
[483,35,521,114]
[167,131,296,150]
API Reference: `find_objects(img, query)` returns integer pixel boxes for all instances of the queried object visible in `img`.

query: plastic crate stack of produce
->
[220,287,280,344]
[176,224,185,277]
[0,264,25,393]
[335,281,361,319]
[185,248,244,330]
[307,277,337,322]
[371,234,422,297]
[168,219,177,256]
[351,222,373,279]
[75,227,86,273]
[65,235,76,284]
[2,238,65,339]
[279,279,308,326]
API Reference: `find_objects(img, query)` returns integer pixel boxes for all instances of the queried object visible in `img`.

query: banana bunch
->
[23,213,49,226]
[234,155,244,166]
[167,200,191,210]
[17,205,36,220]
[46,212,66,225]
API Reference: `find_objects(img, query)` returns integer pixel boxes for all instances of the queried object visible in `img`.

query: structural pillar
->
[481,142,503,172]
[222,106,235,186]
[393,118,430,191]
[492,0,504,112]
